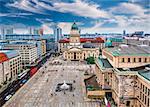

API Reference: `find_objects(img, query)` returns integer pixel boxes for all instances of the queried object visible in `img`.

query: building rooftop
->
[96,57,113,69]
[6,34,53,41]
[84,75,101,91]
[83,43,96,48]
[139,70,150,81]
[117,64,150,82]
[106,37,123,43]
[106,45,150,56]
[59,37,104,43]
[0,50,19,63]
[9,41,35,45]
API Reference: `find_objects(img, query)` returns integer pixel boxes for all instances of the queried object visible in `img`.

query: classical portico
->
[64,47,82,60]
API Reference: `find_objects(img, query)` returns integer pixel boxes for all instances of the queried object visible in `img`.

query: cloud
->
[82,15,150,34]
[36,18,52,23]
[105,2,150,33]
[0,13,8,17]
[7,0,46,14]
[52,0,109,18]
[4,0,150,34]
[0,12,32,18]
[7,0,109,19]
[41,24,53,34]
[110,3,148,16]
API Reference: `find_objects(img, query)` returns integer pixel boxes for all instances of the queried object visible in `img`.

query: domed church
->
[59,22,104,61]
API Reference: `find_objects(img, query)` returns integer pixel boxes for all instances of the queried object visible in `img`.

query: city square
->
[4,56,100,107]
[0,1,150,107]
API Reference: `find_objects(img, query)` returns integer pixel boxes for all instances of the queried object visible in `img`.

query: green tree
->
[86,57,95,64]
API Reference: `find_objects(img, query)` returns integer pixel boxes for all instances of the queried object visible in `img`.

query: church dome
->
[71,22,78,30]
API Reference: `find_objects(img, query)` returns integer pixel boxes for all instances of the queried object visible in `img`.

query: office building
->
[0,27,13,40]
[29,27,43,35]
[54,26,62,42]
[3,42,38,67]
[123,30,126,36]
[0,50,22,87]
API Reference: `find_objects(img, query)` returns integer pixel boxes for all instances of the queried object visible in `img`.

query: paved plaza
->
[4,56,100,107]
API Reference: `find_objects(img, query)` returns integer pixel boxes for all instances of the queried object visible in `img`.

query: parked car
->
[4,94,12,101]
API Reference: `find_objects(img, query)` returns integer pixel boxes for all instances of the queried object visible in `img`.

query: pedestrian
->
[72,102,74,105]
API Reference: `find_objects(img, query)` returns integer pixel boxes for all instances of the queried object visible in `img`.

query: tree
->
[86,57,95,64]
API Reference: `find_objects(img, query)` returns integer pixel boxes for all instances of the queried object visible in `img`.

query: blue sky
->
[0,0,150,34]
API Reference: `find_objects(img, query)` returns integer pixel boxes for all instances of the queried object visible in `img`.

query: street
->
[4,56,99,107]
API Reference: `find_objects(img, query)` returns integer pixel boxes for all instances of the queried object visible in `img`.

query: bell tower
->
[70,22,80,44]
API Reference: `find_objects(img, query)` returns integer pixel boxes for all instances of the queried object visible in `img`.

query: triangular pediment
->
[68,47,82,52]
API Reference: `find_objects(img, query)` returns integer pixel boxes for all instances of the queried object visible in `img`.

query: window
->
[148,98,149,107]
[144,58,147,63]
[140,92,142,99]
[128,58,130,62]
[148,89,150,96]
[142,94,144,102]
[139,58,141,62]
[145,87,147,94]
[145,96,147,104]
[126,101,130,106]
[143,85,145,92]
[122,58,125,62]
[133,58,136,62]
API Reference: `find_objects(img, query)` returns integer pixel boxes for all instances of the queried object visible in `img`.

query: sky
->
[0,0,150,34]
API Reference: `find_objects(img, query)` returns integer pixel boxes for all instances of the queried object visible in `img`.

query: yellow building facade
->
[60,23,100,61]
[95,46,150,107]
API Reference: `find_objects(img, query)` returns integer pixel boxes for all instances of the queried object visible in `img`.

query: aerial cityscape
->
[0,0,150,107]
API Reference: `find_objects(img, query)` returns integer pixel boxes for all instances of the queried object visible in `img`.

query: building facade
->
[102,45,150,68]
[0,50,22,87]
[54,26,62,42]
[59,22,104,61]
[0,27,13,40]
[95,46,150,107]
[3,42,38,67]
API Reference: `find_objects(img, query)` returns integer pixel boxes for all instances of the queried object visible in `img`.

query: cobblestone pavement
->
[4,56,99,107]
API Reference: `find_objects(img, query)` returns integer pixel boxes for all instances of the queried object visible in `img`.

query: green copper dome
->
[71,22,78,30]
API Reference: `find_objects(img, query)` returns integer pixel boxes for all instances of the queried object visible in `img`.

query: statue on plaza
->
[60,81,70,90]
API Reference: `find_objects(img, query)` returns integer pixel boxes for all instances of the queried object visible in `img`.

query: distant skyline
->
[0,0,150,34]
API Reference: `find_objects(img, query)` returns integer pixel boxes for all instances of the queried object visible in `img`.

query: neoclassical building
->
[94,45,150,107]
[59,23,104,61]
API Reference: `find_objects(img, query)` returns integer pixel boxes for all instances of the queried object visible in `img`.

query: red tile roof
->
[0,53,9,63]
[59,39,70,43]
[59,37,104,43]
